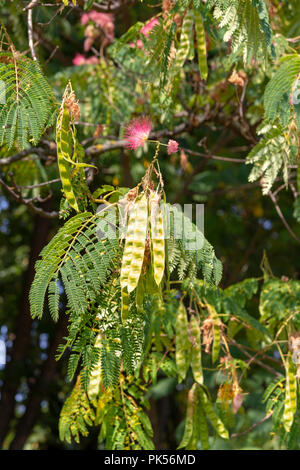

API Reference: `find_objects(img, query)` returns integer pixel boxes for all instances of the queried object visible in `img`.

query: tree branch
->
[269,190,300,244]
[0,147,48,166]
[231,412,273,439]
[0,175,59,219]
[27,7,38,61]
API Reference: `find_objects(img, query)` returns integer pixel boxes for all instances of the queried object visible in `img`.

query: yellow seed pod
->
[121,287,130,323]
[149,191,165,286]
[127,194,148,293]
[120,203,136,289]
[283,352,297,432]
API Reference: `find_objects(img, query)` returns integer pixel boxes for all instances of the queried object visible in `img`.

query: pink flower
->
[81,13,90,26]
[136,39,144,49]
[167,139,179,154]
[128,17,159,49]
[129,39,144,49]
[141,17,159,36]
[73,53,86,66]
[85,56,99,65]
[72,53,98,66]
[124,117,152,150]
[84,37,95,52]
[81,11,115,43]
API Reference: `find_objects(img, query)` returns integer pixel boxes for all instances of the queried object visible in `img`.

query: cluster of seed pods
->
[120,190,165,320]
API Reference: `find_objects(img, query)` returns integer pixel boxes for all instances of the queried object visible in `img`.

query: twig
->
[231,411,273,438]
[287,35,300,43]
[92,0,136,13]
[183,147,245,163]
[269,190,300,244]
[0,147,48,166]
[229,338,282,378]
[239,78,248,121]
[27,8,38,61]
[23,0,39,11]
[17,177,61,190]
[0,176,59,219]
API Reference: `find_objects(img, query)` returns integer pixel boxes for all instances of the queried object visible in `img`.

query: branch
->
[85,123,191,157]
[231,412,273,439]
[229,338,282,378]
[0,175,59,219]
[23,0,40,11]
[183,147,246,163]
[91,0,136,13]
[0,147,48,166]
[269,190,300,244]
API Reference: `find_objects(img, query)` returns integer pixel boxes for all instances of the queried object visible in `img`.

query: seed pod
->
[178,385,195,449]
[173,10,194,73]
[56,101,96,212]
[189,315,203,385]
[175,301,192,382]
[121,287,130,323]
[87,334,102,401]
[149,192,165,286]
[283,352,297,432]
[198,387,229,439]
[127,194,148,293]
[207,304,221,363]
[197,401,210,450]
[212,321,220,363]
[57,104,79,212]
[194,9,208,80]
[120,203,136,289]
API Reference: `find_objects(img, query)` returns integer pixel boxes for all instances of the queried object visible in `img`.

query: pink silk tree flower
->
[167,139,179,154]
[81,13,89,26]
[85,56,99,65]
[124,117,152,150]
[141,17,159,36]
[73,53,98,66]
[73,53,86,66]
[136,39,144,49]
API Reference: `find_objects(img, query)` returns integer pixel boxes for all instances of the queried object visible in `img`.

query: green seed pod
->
[87,334,102,402]
[196,401,210,450]
[120,203,136,289]
[121,287,130,323]
[283,352,297,432]
[173,10,194,73]
[57,104,79,212]
[190,316,203,385]
[127,194,148,293]
[194,10,208,80]
[178,385,195,449]
[207,304,221,363]
[212,321,221,364]
[176,302,192,382]
[149,191,165,286]
[198,387,229,439]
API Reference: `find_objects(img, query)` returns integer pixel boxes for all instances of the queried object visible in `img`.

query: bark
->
[121,148,133,188]
[0,203,52,447]
[9,313,68,450]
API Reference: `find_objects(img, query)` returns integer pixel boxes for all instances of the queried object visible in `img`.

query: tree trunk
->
[0,204,52,447]
[9,313,68,450]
